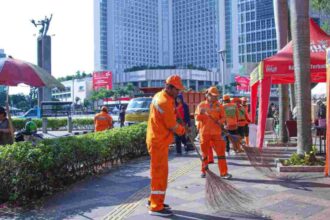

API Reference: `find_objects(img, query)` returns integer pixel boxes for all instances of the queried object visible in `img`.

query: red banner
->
[235,76,250,91]
[93,71,112,90]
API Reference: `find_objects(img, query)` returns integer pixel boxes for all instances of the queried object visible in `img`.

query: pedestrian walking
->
[119,106,126,127]
[146,75,186,216]
[175,94,191,155]
[94,106,113,132]
[195,86,232,179]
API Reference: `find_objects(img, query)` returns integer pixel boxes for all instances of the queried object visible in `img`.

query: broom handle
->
[204,112,239,144]
[186,132,204,163]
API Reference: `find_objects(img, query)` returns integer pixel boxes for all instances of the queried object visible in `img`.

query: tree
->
[126,83,135,97]
[75,96,81,105]
[274,0,290,143]
[290,0,312,154]
[311,0,330,33]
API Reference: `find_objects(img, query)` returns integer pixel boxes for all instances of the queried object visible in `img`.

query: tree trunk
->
[287,14,296,111]
[274,0,289,143]
[290,0,312,155]
[289,84,296,111]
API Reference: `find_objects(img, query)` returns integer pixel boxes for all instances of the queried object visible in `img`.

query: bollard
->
[67,116,73,133]
[42,117,48,133]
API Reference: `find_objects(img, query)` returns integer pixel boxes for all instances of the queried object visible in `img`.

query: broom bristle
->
[205,169,252,212]
[226,133,278,178]
[241,145,276,177]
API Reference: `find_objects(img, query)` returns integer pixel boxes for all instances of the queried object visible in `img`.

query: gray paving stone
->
[264,199,325,218]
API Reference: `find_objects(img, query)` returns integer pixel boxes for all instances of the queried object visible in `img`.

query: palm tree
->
[290,0,312,154]
[274,0,290,143]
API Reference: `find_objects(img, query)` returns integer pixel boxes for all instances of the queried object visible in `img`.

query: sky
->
[0,0,94,95]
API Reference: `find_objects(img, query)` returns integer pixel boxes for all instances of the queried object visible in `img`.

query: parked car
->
[124,97,152,125]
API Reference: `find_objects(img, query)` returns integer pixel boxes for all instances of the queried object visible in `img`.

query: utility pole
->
[218,50,227,96]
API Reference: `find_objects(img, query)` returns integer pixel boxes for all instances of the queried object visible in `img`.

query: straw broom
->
[187,133,252,211]
[205,113,276,178]
[225,133,276,178]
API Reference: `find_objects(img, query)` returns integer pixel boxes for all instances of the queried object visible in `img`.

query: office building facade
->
[238,0,277,64]
[94,0,170,84]
[94,0,286,86]
[51,78,93,103]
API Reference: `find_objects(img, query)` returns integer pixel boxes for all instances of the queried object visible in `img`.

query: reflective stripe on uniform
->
[217,156,226,160]
[152,97,164,114]
[151,190,166,195]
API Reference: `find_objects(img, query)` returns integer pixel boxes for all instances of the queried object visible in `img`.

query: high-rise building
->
[94,0,283,86]
[172,0,219,70]
[237,0,277,65]
[94,0,170,84]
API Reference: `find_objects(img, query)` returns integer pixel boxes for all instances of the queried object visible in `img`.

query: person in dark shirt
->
[119,106,126,127]
[175,94,191,155]
[0,107,13,145]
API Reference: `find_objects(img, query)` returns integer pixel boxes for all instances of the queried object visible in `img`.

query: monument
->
[31,14,53,105]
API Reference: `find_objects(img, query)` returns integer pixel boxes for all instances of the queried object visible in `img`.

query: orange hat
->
[101,106,108,112]
[166,75,185,90]
[233,97,241,103]
[207,86,219,96]
[223,94,230,101]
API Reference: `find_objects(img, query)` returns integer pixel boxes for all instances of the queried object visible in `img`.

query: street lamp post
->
[218,50,226,96]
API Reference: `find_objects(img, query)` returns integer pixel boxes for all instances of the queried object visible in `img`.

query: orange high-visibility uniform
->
[237,104,250,127]
[94,112,113,132]
[195,100,228,176]
[208,141,214,163]
[223,102,239,130]
[241,104,251,145]
[146,90,185,212]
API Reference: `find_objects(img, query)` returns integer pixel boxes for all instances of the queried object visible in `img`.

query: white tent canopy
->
[312,83,327,98]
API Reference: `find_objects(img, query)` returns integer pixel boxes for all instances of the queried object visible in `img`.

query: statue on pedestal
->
[31,14,53,37]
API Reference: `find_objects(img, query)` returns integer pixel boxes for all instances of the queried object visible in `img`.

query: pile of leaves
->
[0,123,147,204]
[283,146,325,166]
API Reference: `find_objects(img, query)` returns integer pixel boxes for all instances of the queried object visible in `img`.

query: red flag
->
[235,76,250,91]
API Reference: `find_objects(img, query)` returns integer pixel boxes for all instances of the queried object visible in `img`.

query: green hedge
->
[12,118,94,130]
[0,123,147,203]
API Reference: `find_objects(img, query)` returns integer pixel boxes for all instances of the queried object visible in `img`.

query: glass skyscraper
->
[94,0,280,85]
[172,0,219,70]
[238,0,277,64]
[94,0,167,83]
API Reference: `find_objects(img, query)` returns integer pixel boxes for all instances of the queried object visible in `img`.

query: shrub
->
[283,146,325,166]
[0,123,147,204]
[12,118,94,131]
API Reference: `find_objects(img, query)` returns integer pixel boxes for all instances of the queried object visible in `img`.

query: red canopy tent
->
[326,48,330,176]
[250,19,328,155]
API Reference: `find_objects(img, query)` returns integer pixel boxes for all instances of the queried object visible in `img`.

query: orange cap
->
[166,75,185,90]
[207,86,219,96]
[233,97,241,103]
[223,94,230,101]
[101,106,108,112]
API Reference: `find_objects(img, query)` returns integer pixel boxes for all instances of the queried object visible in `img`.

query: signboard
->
[41,101,72,117]
[93,71,113,90]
